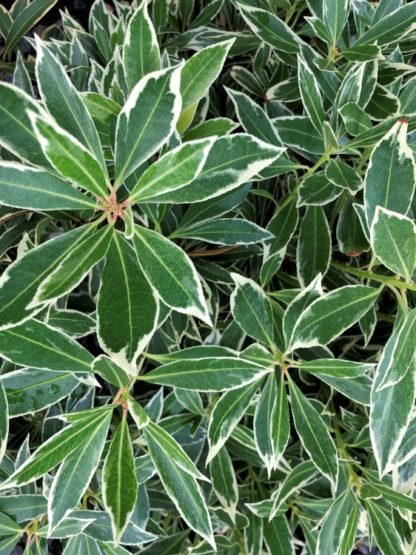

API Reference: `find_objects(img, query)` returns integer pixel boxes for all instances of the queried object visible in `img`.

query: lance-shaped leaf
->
[254,373,289,476]
[370,323,416,475]
[35,37,104,168]
[180,40,234,112]
[207,381,260,463]
[3,0,59,56]
[0,411,110,489]
[114,65,182,185]
[316,489,354,555]
[377,309,416,390]
[238,3,302,54]
[298,359,373,379]
[0,162,97,211]
[173,218,273,246]
[283,274,323,349]
[98,232,159,371]
[297,206,331,287]
[140,357,270,392]
[288,377,338,487]
[143,422,207,482]
[264,516,295,555]
[354,2,416,47]
[339,497,359,555]
[269,461,319,520]
[3,368,79,417]
[0,319,93,373]
[298,56,325,134]
[128,139,213,204]
[133,225,210,325]
[147,134,285,204]
[366,500,406,555]
[230,273,275,347]
[34,225,113,305]
[128,399,150,431]
[0,383,8,467]
[103,417,138,544]
[92,355,130,388]
[29,111,109,198]
[48,309,95,338]
[210,448,238,522]
[144,421,214,549]
[325,158,363,193]
[0,224,91,330]
[48,410,112,533]
[364,120,416,227]
[288,285,380,352]
[371,207,416,283]
[322,0,350,45]
[0,82,50,167]
[0,512,22,536]
[122,0,160,92]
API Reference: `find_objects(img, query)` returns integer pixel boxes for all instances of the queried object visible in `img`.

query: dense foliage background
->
[0,0,416,553]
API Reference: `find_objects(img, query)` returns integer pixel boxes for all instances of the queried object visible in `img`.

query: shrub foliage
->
[0,0,416,553]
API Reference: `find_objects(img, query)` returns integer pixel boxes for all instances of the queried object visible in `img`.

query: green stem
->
[331,261,416,292]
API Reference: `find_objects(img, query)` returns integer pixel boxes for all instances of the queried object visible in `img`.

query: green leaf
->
[283,274,323,349]
[264,516,295,555]
[127,399,150,431]
[298,358,373,378]
[103,417,138,544]
[254,373,289,476]
[354,2,416,47]
[366,500,406,555]
[370,322,416,475]
[48,410,112,532]
[0,82,50,167]
[114,65,182,185]
[92,355,130,388]
[339,497,359,555]
[364,120,416,226]
[149,134,284,203]
[173,218,273,246]
[4,0,58,55]
[122,0,160,92]
[143,422,207,482]
[34,225,112,305]
[133,225,210,325]
[98,232,159,370]
[230,273,275,347]
[0,512,22,536]
[140,357,270,392]
[207,381,260,463]
[322,0,350,45]
[3,368,79,417]
[0,225,91,329]
[48,309,95,338]
[0,383,8,467]
[144,422,214,549]
[180,40,234,111]
[1,410,111,489]
[268,461,319,519]
[35,37,104,168]
[210,448,238,522]
[371,207,416,283]
[29,111,109,198]
[0,319,93,373]
[129,139,213,204]
[297,206,331,287]
[316,489,354,555]
[238,3,302,54]
[288,377,338,487]
[377,309,416,390]
[0,162,97,211]
[288,285,380,352]
[297,172,340,207]
[298,56,325,134]
[325,159,363,194]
